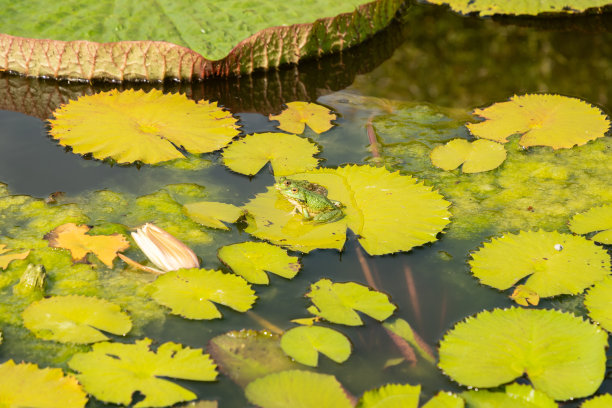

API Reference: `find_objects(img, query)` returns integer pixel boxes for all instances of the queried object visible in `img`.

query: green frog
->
[13,264,46,299]
[275,178,344,223]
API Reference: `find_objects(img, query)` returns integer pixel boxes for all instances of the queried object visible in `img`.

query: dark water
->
[0,2,610,407]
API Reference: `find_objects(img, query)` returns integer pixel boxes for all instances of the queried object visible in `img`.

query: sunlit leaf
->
[585,276,612,332]
[245,370,353,408]
[306,279,396,326]
[569,205,612,244]
[462,383,557,408]
[244,165,451,254]
[45,222,130,267]
[68,338,217,408]
[208,329,300,388]
[431,138,506,173]
[270,102,336,134]
[149,268,257,319]
[22,295,132,344]
[280,325,351,367]
[383,318,436,364]
[466,94,610,149]
[0,360,87,408]
[425,0,611,16]
[49,89,240,164]
[0,243,29,269]
[438,308,607,400]
[469,230,610,298]
[217,241,300,285]
[580,394,612,408]
[183,201,244,230]
[422,392,464,408]
[357,383,420,408]
[222,132,320,176]
[510,285,540,307]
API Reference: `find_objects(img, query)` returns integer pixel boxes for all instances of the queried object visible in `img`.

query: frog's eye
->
[283,180,291,186]
[291,188,298,193]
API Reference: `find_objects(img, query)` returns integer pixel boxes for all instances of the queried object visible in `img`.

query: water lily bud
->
[131,223,199,273]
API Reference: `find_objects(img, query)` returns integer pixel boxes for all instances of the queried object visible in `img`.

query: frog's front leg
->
[313,208,344,223]
[300,206,313,220]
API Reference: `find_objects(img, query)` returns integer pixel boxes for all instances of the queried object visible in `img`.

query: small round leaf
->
[281,326,352,367]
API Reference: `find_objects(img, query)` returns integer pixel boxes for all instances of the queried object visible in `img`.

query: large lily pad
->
[357,383,420,408]
[0,0,403,80]
[68,338,217,408]
[581,395,612,408]
[584,276,612,332]
[280,325,352,367]
[183,201,244,230]
[461,383,557,408]
[438,308,607,400]
[425,0,611,16]
[569,204,612,244]
[244,164,451,254]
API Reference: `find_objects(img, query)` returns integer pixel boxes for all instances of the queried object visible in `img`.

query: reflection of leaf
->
[280,326,351,367]
[0,360,88,408]
[580,395,612,408]
[68,338,217,408]
[49,90,240,164]
[0,243,29,269]
[218,241,300,284]
[357,384,420,408]
[245,370,353,408]
[569,205,612,244]
[183,201,243,230]
[306,279,396,326]
[270,102,336,134]
[244,165,451,254]
[467,94,610,149]
[45,223,130,267]
[438,308,607,400]
[425,0,611,16]
[585,276,612,332]
[149,268,257,319]
[462,383,557,408]
[430,138,506,173]
[22,295,132,344]
[222,133,320,176]
[208,330,300,388]
[469,230,610,298]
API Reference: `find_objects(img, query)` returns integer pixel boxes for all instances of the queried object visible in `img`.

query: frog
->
[275,178,344,223]
[274,177,343,209]
[13,264,46,299]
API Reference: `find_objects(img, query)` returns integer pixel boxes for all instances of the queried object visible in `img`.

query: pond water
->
[0,2,610,407]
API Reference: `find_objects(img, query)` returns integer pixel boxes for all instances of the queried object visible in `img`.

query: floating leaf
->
[245,370,353,408]
[270,102,336,134]
[357,383,420,408]
[222,132,320,176]
[0,360,87,408]
[208,330,300,388]
[585,276,612,332]
[218,241,300,285]
[510,285,540,307]
[244,165,451,254]
[49,89,240,164]
[149,268,257,319]
[383,318,436,364]
[438,308,607,400]
[306,279,396,326]
[462,383,557,408]
[22,295,132,344]
[581,395,612,408]
[569,205,612,244]
[68,338,217,408]
[280,325,351,367]
[469,230,610,298]
[422,392,464,408]
[425,0,611,16]
[466,94,610,149]
[183,201,244,230]
[45,222,130,267]
[0,243,29,269]
[431,138,506,173]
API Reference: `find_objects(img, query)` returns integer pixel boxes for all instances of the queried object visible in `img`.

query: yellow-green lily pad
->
[585,276,612,332]
[580,395,612,408]
[422,392,464,408]
[357,383,421,408]
[431,138,506,173]
[462,383,557,408]
[424,0,611,16]
[68,338,217,408]
[280,325,351,367]
[569,204,612,244]
[222,132,320,176]
[183,201,244,230]
[149,268,257,319]
[306,278,396,326]
[269,102,336,134]
[22,295,132,344]
[438,308,607,400]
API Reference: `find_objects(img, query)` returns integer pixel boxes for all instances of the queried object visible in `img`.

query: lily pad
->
[306,278,396,326]
[149,268,257,319]
[425,0,611,16]
[422,392,464,408]
[466,94,610,149]
[580,395,612,408]
[469,230,611,299]
[569,205,612,244]
[22,295,132,344]
[280,325,351,367]
[0,243,29,269]
[270,102,336,134]
[461,383,557,408]
[244,164,451,254]
[0,360,88,408]
[222,132,320,176]
[49,90,240,164]
[217,241,300,285]
[68,338,217,408]
[438,308,607,400]
[245,370,353,408]
[357,383,420,408]
[430,138,506,173]
[183,201,244,230]
[383,318,436,364]
[585,276,612,332]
